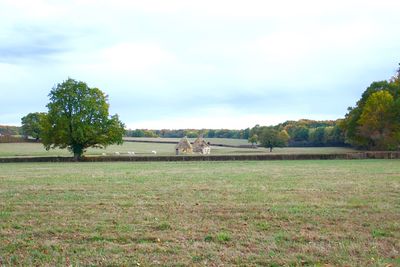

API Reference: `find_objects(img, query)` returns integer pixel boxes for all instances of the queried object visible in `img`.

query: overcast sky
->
[0,0,399,129]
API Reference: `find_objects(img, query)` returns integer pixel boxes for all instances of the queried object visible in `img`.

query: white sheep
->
[128,151,135,155]
[115,152,120,155]
[151,150,157,154]
[102,153,106,156]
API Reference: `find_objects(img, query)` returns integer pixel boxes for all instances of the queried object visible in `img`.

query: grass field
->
[0,160,399,266]
[0,142,358,158]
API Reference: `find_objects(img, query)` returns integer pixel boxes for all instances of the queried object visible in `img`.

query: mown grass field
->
[0,160,399,266]
[0,141,358,158]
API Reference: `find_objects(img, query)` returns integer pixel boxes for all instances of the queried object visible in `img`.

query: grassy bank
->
[0,160,399,265]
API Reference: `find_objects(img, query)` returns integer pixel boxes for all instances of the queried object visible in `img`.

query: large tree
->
[248,134,258,147]
[357,90,399,149]
[258,127,288,152]
[41,78,125,160]
[21,112,47,141]
[341,65,400,150]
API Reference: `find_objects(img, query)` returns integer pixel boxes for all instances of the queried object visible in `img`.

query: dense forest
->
[340,66,400,150]
[251,119,346,148]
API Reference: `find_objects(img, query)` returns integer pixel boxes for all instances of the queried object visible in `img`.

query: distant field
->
[0,141,359,158]
[124,137,251,146]
[0,142,176,157]
[0,160,399,266]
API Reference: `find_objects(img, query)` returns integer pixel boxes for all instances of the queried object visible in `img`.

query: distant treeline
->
[0,125,24,143]
[2,119,346,147]
[281,119,346,146]
[126,128,251,139]
[126,119,346,147]
[251,119,346,147]
[0,125,21,136]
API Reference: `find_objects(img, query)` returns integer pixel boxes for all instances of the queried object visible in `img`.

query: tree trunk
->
[72,145,84,161]
[73,152,81,161]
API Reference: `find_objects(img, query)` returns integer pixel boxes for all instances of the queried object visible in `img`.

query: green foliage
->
[342,66,400,150]
[184,130,198,138]
[128,129,146,137]
[126,128,251,139]
[21,112,47,140]
[143,130,158,137]
[371,229,390,238]
[250,120,345,147]
[278,129,290,146]
[41,78,125,159]
[242,128,250,139]
[358,91,399,149]
[258,127,287,151]
[126,128,158,138]
[0,125,21,136]
[280,120,345,147]
[248,134,258,145]
[255,221,270,231]
[291,126,309,142]
[308,127,326,146]
[204,235,213,242]
[216,232,231,242]
[324,125,344,145]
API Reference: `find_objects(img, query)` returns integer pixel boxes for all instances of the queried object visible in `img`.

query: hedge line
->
[0,152,400,163]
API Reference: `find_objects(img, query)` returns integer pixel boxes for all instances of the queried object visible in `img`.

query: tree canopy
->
[341,65,400,150]
[256,127,288,152]
[41,78,125,159]
[21,112,46,140]
[247,120,345,148]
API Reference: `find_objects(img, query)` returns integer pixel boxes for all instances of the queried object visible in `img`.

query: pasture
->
[0,140,358,158]
[0,160,399,266]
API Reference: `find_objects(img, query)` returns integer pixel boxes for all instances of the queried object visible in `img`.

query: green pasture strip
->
[0,160,399,266]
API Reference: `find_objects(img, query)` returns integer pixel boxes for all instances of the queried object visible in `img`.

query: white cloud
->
[100,43,176,73]
[1,0,63,19]
[1,0,400,127]
[79,0,400,19]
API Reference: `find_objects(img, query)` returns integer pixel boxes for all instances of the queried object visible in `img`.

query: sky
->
[0,0,399,129]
